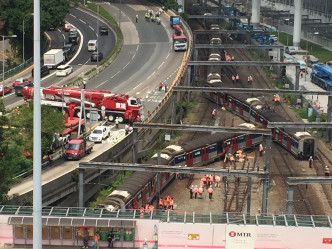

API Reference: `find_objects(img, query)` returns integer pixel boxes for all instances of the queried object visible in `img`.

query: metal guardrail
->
[0,58,33,79]
[1,205,331,228]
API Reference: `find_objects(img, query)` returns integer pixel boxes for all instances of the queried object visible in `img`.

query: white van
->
[297,60,307,71]
[88,40,98,52]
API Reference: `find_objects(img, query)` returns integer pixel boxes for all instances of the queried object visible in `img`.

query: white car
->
[89,126,111,143]
[56,65,73,77]
[269,35,278,42]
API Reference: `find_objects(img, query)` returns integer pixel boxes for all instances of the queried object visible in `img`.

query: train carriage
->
[206,91,316,159]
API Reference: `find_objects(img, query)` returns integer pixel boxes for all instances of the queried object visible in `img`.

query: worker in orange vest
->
[208,186,213,200]
[159,82,163,91]
[193,185,198,199]
[169,198,174,210]
[149,204,154,213]
[164,197,169,209]
[259,144,264,157]
[198,185,203,199]
[202,175,207,187]
[139,205,144,218]
[200,178,204,187]
[214,175,220,188]
[235,74,239,83]
[159,197,164,209]
[145,203,150,213]
[249,75,253,84]
[231,75,235,83]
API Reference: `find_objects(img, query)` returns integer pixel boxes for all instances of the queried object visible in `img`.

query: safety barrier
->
[1,205,331,227]
[0,58,33,79]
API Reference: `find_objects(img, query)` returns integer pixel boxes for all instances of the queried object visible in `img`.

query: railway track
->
[272,145,313,215]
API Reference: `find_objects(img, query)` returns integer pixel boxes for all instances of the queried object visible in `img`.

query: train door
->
[239,102,243,115]
[231,137,238,151]
[246,134,252,146]
[231,98,235,110]
[275,129,282,142]
[142,187,147,204]
[202,146,209,161]
[286,135,291,150]
[132,196,138,209]
[185,152,193,166]
[193,149,202,164]
[148,182,152,198]
[303,139,315,158]
[223,141,229,154]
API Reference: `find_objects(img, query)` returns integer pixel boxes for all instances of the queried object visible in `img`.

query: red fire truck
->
[23,85,142,122]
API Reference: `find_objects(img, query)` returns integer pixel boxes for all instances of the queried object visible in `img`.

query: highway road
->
[7,1,185,197]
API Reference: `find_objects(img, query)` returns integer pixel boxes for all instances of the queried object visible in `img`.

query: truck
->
[43,49,65,69]
[170,16,180,28]
[311,63,332,90]
[172,25,187,51]
[64,139,94,160]
[89,125,111,143]
[22,85,142,123]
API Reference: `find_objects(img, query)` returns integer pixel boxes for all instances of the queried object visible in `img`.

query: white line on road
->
[96,80,108,88]
[123,62,130,69]
[89,26,95,31]
[79,19,86,24]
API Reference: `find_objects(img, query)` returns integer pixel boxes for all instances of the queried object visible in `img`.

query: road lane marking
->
[79,19,86,24]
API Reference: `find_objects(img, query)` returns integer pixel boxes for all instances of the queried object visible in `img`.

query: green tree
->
[9,103,66,156]
[0,0,69,58]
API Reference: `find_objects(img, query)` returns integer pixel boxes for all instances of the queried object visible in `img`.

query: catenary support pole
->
[79,168,84,207]
[33,0,42,248]
[171,91,177,124]
[132,128,138,163]
[247,177,252,215]
[251,0,261,28]
[157,152,161,208]
[261,178,268,214]
[193,49,198,83]
[286,185,294,214]
[326,95,332,142]
[187,66,191,102]
[265,135,272,172]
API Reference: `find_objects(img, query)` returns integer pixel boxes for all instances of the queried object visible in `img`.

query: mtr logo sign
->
[229,231,252,238]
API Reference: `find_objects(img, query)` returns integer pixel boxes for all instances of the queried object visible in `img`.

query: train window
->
[291,139,299,148]
[243,104,250,112]
[283,134,289,140]
[238,135,245,143]
[209,144,217,152]
[250,110,256,118]
[174,154,185,164]
[193,149,201,158]
[137,191,142,201]
[275,129,280,135]
[226,139,231,145]
[235,100,239,107]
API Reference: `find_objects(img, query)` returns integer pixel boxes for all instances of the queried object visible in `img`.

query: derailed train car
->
[97,131,264,212]
[206,91,316,159]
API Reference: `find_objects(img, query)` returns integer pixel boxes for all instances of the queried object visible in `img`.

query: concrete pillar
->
[78,168,84,207]
[293,0,302,48]
[251,0,261,28]
[286,185,294,214]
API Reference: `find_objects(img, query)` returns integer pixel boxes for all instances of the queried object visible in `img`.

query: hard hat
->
[310,156,312,159]
[195,185,197,187]
[325,166,328,168]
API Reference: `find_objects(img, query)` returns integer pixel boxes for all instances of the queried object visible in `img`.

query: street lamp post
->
[285,18,289,46]
[23,13,34,63]
[2,34,17,105]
